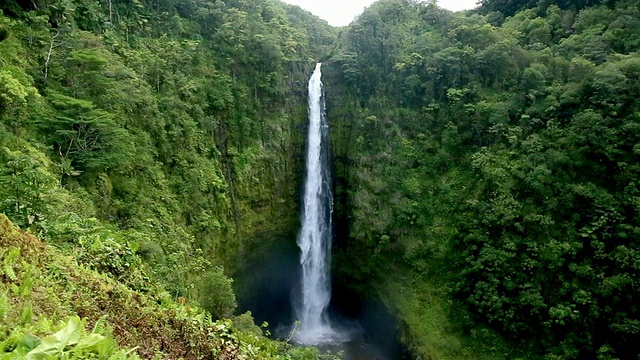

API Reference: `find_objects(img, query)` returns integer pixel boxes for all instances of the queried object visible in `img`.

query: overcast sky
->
[281,0,479,27]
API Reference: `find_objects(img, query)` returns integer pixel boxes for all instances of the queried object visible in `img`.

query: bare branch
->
[44,30,61,82]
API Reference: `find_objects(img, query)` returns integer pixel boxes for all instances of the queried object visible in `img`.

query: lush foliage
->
[329,0,640,358]
[0,0,336,293]
[0,0,336,358]
[0,214,328,359]
[3,316,142,360]
[478,0,614,17]
[0,0,338,314]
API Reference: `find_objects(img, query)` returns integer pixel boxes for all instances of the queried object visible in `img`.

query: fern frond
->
[92,315,109,335]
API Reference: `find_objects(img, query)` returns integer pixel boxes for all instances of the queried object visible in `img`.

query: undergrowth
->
[0,214,329,359]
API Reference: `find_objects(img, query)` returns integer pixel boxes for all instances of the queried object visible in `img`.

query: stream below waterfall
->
[233,237,409,360]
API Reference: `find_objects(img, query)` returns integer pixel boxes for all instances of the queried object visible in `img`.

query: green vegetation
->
[0,214,331,358]
[329,0,640,358]
[0,0,336,357]
[1,0,639,358]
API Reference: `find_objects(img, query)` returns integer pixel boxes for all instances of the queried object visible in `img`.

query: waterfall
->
[295,63,336,344]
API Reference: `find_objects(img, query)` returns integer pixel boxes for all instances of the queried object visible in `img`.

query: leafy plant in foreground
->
[2,316,140,359]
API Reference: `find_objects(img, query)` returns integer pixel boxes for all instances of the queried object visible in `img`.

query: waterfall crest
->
[294,63,337,345]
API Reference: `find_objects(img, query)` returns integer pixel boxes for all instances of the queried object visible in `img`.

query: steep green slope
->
[0,214,327,359]
[328,0,640,358]
[0,0,338,357]
[0,0,335,313]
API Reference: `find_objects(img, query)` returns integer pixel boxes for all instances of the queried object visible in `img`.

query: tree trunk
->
[44,31,60,82]
[108,0,112,23]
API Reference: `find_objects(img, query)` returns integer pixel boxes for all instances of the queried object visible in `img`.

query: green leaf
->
[73,333,106,352]
[26,316,84,359]
[20,334,41,351]
[92,336,117,357]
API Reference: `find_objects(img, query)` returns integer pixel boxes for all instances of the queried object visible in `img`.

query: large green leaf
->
[72,333,106,353]
[26,316,84,360]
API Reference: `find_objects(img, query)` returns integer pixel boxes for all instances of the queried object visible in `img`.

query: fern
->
[1,248,20,281]
[91,315,108,335]
[16,263,35,297]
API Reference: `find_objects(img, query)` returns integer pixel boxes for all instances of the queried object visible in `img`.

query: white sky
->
[281,0,479,27]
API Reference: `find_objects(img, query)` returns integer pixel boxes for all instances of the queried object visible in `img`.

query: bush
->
[200,267,236,320]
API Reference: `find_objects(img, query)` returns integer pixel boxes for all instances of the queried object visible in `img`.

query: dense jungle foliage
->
[0,214,332,359]
[1,0,640,358]
[328,0,640,358]
[0,0,336,357]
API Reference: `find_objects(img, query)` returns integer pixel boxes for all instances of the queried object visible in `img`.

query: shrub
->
[200,267,237,320]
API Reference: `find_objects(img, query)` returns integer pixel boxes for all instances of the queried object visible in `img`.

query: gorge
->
[1,0,640,359]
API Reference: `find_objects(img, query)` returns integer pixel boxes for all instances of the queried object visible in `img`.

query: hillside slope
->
[328,0,640,358]
[0,214,331,359]
[0,0,335,326]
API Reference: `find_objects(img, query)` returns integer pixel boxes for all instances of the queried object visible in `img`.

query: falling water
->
[295,63,337,345]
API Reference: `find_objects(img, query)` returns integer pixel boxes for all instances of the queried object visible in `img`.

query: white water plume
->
[294,63,340,345]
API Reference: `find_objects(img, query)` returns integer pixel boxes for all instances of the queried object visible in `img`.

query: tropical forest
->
[0,0,638,359]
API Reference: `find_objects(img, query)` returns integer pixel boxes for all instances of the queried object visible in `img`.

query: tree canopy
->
[329,0,640,358]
